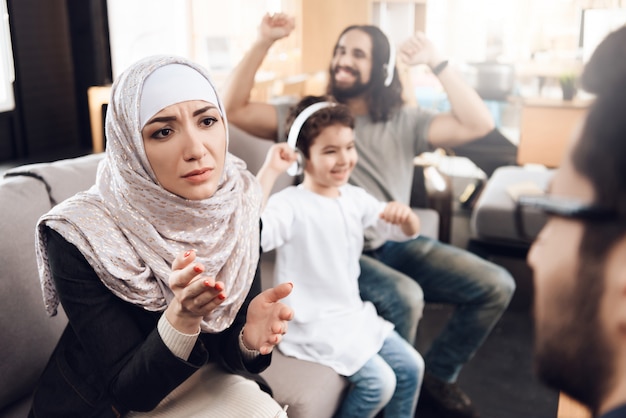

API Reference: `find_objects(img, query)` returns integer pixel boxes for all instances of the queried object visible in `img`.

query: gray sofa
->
[0,125,439,418]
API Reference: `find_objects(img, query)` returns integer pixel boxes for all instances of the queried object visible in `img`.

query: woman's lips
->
[182,168,212,183]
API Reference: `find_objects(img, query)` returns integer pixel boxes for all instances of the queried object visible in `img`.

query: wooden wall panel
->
[301,0,371,74]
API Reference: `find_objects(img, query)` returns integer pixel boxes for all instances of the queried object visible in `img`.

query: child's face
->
[303,124,357,196]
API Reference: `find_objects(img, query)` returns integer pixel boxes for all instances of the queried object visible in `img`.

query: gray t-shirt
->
[275,102,434,249]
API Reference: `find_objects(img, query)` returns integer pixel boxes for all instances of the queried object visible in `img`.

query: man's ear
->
[602,235,626,337]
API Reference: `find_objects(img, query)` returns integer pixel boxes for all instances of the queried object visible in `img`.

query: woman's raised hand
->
[165,249,227,334]
[243,282,294,355]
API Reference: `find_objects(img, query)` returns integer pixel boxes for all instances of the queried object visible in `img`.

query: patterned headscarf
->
[35,55,262,332]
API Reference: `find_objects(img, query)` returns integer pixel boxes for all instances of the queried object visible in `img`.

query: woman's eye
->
[151,128,172,139]
[201,117,217,127]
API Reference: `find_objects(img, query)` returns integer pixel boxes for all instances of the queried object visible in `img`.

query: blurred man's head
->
[328,25,403,122]
[528,26,626,415]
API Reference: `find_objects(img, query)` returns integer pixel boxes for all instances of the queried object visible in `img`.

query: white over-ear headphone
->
[383,34,396,87]
[286,101,336,176]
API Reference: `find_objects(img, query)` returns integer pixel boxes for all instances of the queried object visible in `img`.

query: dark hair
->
[285,95,354,159]
[573,26,626,255]
[580,26,626,97]
[560,83,626,411]
[327,25,404,122]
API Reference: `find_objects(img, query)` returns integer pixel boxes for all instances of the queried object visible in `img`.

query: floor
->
[413,172,560,418]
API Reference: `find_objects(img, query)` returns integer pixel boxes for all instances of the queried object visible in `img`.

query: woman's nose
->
[183,130,207,161]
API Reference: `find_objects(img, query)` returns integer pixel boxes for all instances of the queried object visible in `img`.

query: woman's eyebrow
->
[145,115,176,125]
[193,105,216,116]
[145,105,217,126]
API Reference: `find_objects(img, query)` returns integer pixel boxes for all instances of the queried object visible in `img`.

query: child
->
[257,95,424,418]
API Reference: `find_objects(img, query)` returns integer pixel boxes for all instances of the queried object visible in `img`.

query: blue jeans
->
[335,331,424,418]
[360,235,515,382]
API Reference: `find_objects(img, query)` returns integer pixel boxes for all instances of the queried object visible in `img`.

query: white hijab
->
[35,55,262,333]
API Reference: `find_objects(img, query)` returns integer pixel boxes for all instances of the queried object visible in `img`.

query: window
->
[106,0,296,87]
[0,0,14,113]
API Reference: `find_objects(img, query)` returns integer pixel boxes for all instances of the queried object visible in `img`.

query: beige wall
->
[301,0,372,74]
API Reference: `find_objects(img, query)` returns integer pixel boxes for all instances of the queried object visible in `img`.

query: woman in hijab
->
[29,55,294,417]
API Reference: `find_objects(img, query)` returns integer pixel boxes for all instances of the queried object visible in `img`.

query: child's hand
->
[380,201,413,224]
[257,144,299,209]
[262,143,299,175]
[380,201,421,236]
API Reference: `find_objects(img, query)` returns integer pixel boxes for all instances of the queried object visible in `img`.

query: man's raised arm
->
[399,32,495,148]
[221,13,295,140]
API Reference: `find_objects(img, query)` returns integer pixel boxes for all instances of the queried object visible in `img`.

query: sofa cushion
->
[0,174,66,411]
[471,165,554,243]
[261,350,348,418]
[0,153,104,414]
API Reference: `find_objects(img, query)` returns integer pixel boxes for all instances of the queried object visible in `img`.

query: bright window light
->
[0,0,15,113]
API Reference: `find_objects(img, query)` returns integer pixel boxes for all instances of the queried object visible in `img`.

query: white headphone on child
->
[383,33,396,87]
[286,101,336,176]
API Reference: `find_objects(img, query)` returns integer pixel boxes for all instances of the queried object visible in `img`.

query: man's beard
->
[533,258,613,414]
[329,67,370,101]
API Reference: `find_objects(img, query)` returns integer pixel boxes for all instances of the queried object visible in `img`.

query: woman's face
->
[141,100,226,200]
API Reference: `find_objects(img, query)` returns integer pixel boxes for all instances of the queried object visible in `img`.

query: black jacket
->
[29,228,271,418]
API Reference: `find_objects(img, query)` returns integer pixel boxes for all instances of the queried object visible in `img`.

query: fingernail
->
[184,250,192,258]
[204,280,211,287]
[217,293,226,301]
[193,265,203,273]
[214,282,224,291]
[288,282,294,289]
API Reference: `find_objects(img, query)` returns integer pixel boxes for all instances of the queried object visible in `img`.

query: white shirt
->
[261,184,417,376]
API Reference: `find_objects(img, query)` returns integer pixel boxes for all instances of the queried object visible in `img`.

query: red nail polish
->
[204,280,211,287]
[214,282,224,292]
[193,265,203,273]
[217,293,226,301]
[184,250,192,258]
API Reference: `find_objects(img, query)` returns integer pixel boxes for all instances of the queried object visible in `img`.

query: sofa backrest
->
[0,153,104,415]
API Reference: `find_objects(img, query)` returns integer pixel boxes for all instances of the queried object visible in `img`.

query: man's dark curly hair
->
[285,95,354,159]
[327,25,404,122]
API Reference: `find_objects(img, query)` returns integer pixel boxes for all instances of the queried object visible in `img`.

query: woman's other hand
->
[243,282,294,355]
[165,249,227,334]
